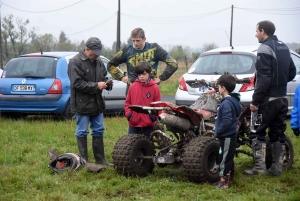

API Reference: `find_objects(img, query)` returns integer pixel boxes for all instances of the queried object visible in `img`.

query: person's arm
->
[68,60,99,94]
[288,57,296,82]
[215,104,233,136]
[291,86,300,129]
[155,44,178,82]
[107,47,128,81]
[251,45,272,107]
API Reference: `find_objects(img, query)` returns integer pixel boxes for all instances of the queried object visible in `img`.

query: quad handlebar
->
[192,76,251,91]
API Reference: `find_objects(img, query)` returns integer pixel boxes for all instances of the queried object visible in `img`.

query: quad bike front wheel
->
[266,134,294,170]
[112,134,155,177]
[182,137,220,183]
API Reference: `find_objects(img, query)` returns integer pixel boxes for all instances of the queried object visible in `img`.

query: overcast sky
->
[1,0,299,51]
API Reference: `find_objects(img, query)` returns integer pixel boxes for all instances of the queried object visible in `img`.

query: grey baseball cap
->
[85,37,103,56]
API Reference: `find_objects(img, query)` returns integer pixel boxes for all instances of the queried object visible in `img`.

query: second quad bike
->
[112,77,294,183]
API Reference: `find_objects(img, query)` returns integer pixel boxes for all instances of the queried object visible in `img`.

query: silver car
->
[175,46,300,114]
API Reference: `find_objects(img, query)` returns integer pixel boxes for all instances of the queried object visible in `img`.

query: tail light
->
[48,78,62,94]
[178,77,188,91]
[239,76,254,92]
[0,89,2,94]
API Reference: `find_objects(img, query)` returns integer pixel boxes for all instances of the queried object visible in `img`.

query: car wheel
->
[62,101,74,119]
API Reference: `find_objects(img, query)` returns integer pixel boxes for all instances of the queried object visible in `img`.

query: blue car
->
[0,52,126,119]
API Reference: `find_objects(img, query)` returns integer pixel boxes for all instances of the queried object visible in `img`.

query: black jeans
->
[218,136,236,177]
[128,126,154,138]
[255,98,288,143]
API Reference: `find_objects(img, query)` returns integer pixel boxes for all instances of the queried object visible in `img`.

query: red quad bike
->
[112,77,294,183]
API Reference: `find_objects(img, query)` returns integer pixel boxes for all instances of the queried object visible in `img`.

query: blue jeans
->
[128,126,153,138]
[75,113,105,137]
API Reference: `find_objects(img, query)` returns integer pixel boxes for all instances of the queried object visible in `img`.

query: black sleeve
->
[289,57,296,82]
[107,46,129,80]
[252,47,272,106]
[154,44,178,81]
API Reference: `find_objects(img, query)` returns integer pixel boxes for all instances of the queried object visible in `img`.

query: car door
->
[287,52,300,113]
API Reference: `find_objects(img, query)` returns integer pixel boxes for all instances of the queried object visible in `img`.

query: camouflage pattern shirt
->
[107,42,178,84]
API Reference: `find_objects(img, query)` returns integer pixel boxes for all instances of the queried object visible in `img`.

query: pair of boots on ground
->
[244,139,285,176]
[77,136,113,172]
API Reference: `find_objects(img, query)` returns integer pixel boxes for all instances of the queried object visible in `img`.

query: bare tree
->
[202,42,218,52]
[1,30,9,61]
[1,14,37,63]
[2,15,18,57]
[16,18,36,55]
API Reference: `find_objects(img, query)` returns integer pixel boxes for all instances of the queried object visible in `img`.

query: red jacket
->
[125,79,161,127]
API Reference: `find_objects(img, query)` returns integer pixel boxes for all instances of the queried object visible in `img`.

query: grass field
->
[0,116,299,201]
[1,61,300,200]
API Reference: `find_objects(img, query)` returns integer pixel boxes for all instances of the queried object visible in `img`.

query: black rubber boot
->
[267,141,283,176]
[92,136,113,167]
[244,139,267,175]
[76,136,88,162]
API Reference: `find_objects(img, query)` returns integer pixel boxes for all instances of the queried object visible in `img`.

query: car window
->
[4,57,57,78]
[291,53,300,73]
[188,54,255,75]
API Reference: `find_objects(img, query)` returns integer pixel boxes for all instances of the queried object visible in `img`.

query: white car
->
[175,46,300,114]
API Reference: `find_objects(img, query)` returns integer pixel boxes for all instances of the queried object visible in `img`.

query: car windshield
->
[188,54,256,75]
[4,57,57,78]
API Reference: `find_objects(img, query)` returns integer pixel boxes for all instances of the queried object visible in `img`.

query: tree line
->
[0,15,215,68]
[1,14,300,69]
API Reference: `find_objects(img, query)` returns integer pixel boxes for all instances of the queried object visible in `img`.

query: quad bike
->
[112,77,294,183]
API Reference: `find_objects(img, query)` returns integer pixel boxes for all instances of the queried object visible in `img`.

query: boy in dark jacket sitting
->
[214,72,242,189]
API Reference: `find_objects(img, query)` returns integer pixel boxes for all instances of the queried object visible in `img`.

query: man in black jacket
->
[68,37,113,167]
[244,21,296,176]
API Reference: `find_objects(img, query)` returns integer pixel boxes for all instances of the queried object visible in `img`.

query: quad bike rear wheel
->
[182,137,220,183]
[266,134,294,170]
[112,134,155,177]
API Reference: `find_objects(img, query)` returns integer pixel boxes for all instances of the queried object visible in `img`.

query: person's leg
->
[90,113,113,166]
[90,113,105,137]
[75,114,90,161]
[142,127,154,138]
[244,100,279,175]
[128,126,142,134]
[268,98,288,176]
[215,136,236,189]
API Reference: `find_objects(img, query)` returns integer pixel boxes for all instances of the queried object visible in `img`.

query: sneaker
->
[214,175,230,189]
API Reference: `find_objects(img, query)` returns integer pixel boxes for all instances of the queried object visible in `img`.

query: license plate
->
[14,85,35,91]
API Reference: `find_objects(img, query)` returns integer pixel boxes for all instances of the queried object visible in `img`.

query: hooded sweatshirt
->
[125,79,161,127]
[214,95,242,138]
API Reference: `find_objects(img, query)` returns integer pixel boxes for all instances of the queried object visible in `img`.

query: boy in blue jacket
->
[214,73,242,189]
[291,85,300,137]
